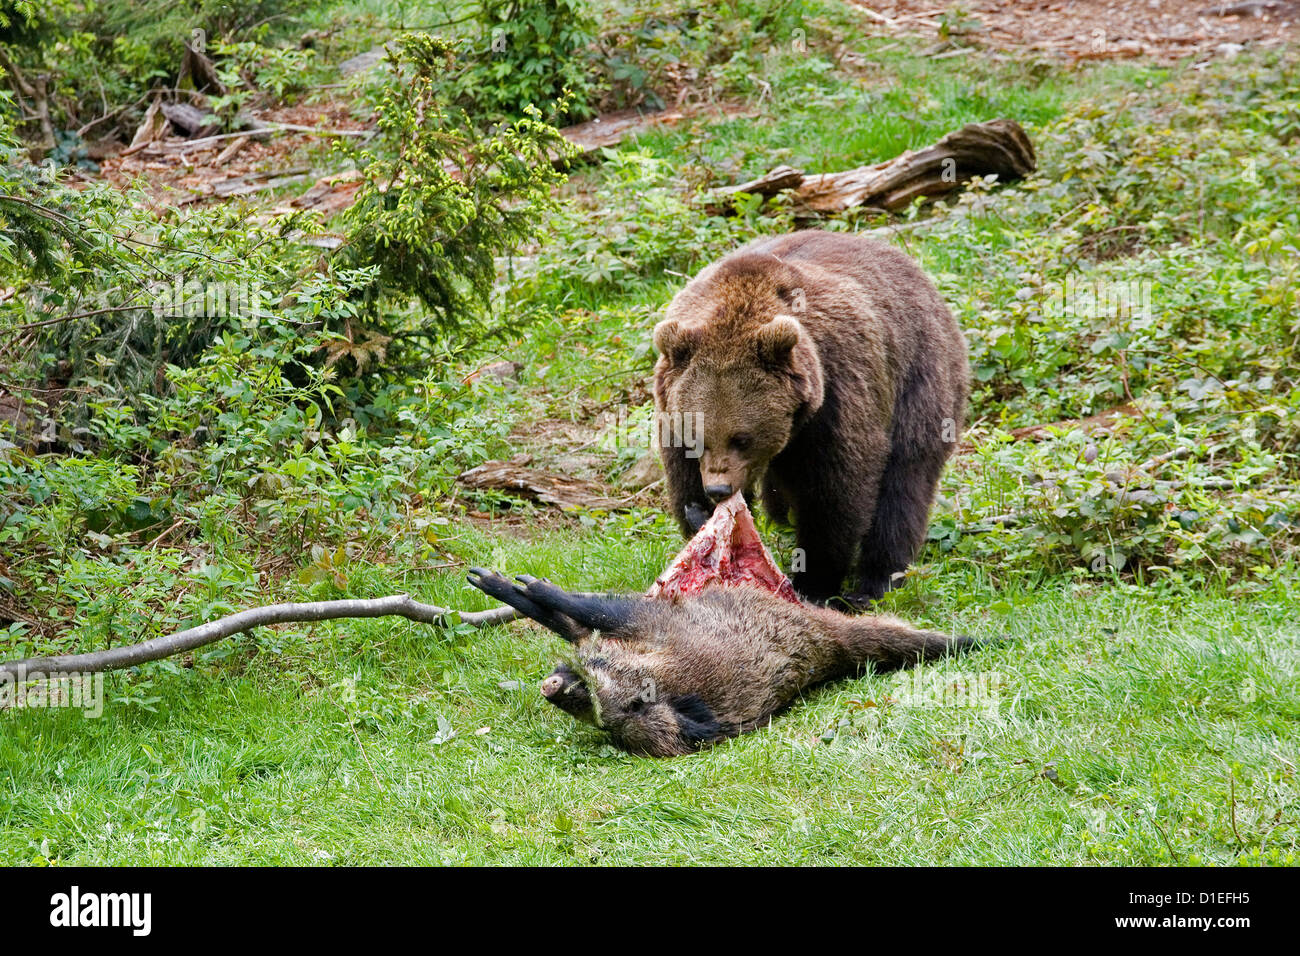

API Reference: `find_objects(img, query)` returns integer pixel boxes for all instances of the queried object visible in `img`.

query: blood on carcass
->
[646,492,800,604]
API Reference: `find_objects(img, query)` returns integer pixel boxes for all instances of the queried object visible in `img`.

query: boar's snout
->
[541,673,565,697]
[540,664,596,724]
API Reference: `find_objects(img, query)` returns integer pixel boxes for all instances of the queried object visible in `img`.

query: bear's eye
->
[729,434,752,452]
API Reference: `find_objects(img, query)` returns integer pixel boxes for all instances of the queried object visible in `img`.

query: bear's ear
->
[759,315,824,416]
[654,318,699,367]
[755,315,802,365]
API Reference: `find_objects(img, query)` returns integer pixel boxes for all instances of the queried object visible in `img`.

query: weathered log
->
[458,460,634,511]
[161,102,220,138]
[711,164,806,204]
[711,118,1037,215]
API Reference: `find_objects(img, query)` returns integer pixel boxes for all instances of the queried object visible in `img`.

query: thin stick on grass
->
[0,596,520,679]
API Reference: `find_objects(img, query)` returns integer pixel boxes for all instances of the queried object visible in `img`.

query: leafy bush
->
[336,33,576,339]
[909,58,1300,588]
[440,0,600,123]
[210,39,323,104]
[1,32,576,404]
[0,0,312,143]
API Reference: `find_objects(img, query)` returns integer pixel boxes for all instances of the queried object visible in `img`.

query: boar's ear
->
[653,318,699,367]
[670,694,728,749]
[759,315,824,416]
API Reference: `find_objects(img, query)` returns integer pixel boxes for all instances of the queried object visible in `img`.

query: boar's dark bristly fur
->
[468,568,979,757]
[653,230,969,604]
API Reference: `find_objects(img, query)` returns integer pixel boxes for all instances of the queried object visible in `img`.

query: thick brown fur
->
[469,569,979,757]
[653,230,969,603]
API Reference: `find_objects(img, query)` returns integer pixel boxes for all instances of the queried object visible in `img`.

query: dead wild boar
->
[469,493,983,757]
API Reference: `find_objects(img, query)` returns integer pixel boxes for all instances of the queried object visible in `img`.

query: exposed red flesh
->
[647,492,801,604]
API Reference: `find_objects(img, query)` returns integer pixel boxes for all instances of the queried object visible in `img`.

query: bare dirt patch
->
[851,0,1300,61]
[77,102,365,209]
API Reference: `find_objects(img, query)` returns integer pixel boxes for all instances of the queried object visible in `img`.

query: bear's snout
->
[704,483,733,501]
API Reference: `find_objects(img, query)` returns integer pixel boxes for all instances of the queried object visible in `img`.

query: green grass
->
[631,44,1165,180]
[3,548,1296,864]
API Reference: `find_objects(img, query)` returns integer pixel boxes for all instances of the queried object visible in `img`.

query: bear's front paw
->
[836,592,881,613]
[684,501,713,532]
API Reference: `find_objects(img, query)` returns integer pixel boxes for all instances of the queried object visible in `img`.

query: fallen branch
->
[210,166,312,198]
[1007,404,1139,442]
[709,118,1036,215]
[557,107,683,160]
[0,595,519,679]
[458,460,636,511]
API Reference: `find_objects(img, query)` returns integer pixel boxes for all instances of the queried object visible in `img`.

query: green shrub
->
[335,32,576,339]
[441,0,600,123]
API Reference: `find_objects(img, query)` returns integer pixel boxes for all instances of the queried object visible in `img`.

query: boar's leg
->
[466,568,589,642]
[515,576,644,637]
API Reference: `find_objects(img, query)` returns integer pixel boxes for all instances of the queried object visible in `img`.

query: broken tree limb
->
[459,460,636,511]
[211,166,312,198]
[0,595,520,679]
[1007,404,1139,442]
[710,118,1036,214]
[161,101,220,138]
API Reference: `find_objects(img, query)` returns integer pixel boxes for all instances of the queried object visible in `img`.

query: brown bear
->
[652,230,968,604]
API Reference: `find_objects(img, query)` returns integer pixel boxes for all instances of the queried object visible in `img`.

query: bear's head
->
[653,264,825,504]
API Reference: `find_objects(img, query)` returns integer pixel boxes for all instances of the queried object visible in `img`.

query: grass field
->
[1,2,1297,866]
[3,552,1296,864]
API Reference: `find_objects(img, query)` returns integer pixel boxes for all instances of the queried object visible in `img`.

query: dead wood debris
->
[458,459,635,511]
[711,119,1036,215]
